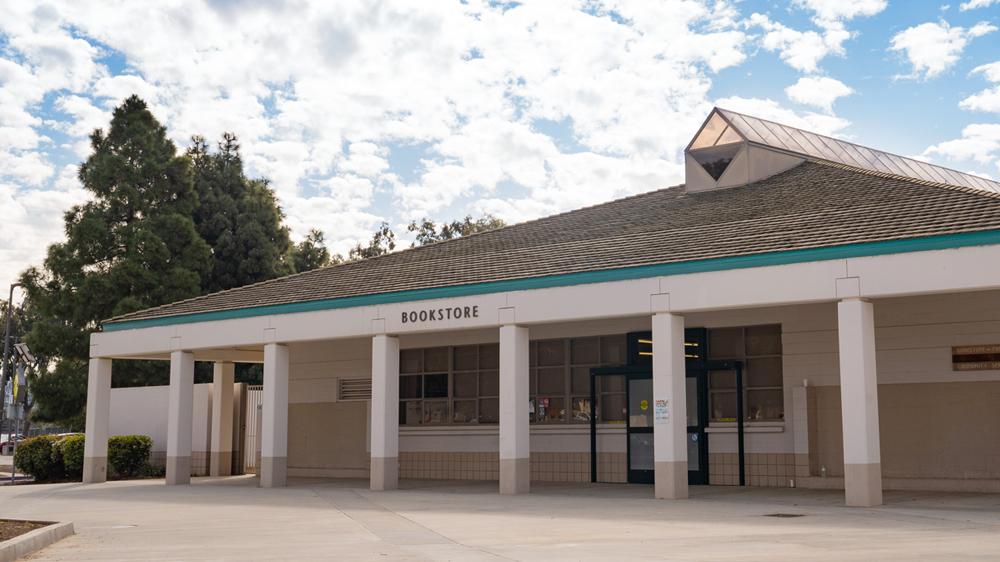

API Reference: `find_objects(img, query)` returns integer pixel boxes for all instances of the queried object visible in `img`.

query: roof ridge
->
[806,158,1000,202]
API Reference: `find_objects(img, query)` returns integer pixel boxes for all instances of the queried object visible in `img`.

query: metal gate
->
[244,385,263,473]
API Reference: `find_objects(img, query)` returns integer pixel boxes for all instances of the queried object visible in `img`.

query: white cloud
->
[923,123,1000,167]
[785,76,854,113]
[960,61,1000,113]
[890,21,998,79]
[960,0,1000,10]
[792,0,887,24]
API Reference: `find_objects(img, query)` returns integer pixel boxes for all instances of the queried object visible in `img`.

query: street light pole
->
[1,282,23,437]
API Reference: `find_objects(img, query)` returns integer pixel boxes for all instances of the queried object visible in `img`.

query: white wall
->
[109,383,212,453]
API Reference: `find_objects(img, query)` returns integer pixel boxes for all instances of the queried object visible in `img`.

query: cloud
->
[890,20,998,79]
[960,0,1000,9]
[923,123,1000,167]
[960,61,1000,113]
[785,76,854,113]
[792,0,888,24]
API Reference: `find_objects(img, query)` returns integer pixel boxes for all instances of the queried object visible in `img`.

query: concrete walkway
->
[2,477,1000,560]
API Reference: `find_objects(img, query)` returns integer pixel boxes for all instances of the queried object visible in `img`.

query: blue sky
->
[1,0,999,292]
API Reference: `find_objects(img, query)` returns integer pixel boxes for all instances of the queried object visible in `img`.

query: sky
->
[1,0,999,294]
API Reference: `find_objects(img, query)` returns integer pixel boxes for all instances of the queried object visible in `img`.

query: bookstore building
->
[84,108,1000,507]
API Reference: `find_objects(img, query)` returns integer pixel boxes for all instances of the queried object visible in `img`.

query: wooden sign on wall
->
[952,345,1000,371]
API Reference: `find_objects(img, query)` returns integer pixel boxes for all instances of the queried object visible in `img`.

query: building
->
[83,108,1000,507]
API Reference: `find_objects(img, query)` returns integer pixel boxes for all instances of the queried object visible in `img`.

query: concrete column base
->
[210,451,233,477]
[654,461,688,499]
[260,456,287,488]
[500,458,530,495]
[82,456,107,484]
[370,456,398,491]
[166,456,192,485]
[845,462,882,507]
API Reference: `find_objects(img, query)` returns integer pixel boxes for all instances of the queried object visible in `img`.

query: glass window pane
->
[723,112,766,144]
[529,342,537,367]
[709,328,744,359]
[478,344,499,370]
[479,398,499,423]
[453,400,477,423]
[688,433,700,470]
[853,145,892,173]
[400,349,423,374]
[710,391,737,422]
[478,370,499,397]
[629,433,654,470]
[715,125,742,146]
[399,375,422,399]
[571,337,600,365]
[424,347,448,372]
[691,143,741,181]
[529,369,537,395]
[454,372,477,398]
[747,389,784,421]
[423,400,449,424]
[600,393,626,422]
[686,377,698,426]
[571,366,591,394]
[600,335,627,365]
[537,367,564,394]
[601,374,625,393]
[401,401,422,425]
[536,397,566,422]
[710,370,736,390]
[453,345,477,371]
[745,325,782,355]
[423,373,448,398]
[571,397,592,422]
[748,357,783,388]
[838,142,872,169]
[537,340,565,366]
[690,112,728,149]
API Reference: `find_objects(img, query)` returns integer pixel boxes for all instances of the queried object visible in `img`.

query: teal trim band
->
[102,230,1000,332]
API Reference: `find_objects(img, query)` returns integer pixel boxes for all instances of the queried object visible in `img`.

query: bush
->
[57,434,86,478]
[108,435,152,478]
[13,435,63,481]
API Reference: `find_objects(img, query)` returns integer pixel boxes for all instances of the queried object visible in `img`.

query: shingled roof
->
[104,159,1000,327]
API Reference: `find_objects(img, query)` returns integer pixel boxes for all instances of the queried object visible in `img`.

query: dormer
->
[684,107,1000,194]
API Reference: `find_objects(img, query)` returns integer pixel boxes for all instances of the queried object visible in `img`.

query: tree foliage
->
[293,229,334,272]
[347,221,396,260]
[408,214,505,246]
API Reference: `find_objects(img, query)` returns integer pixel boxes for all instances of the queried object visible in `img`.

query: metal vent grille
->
[338,378,372,401]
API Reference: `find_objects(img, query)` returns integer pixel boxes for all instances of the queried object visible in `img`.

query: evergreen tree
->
[348,221,396,260]
[20,96,212,427]
[292,229,334,272]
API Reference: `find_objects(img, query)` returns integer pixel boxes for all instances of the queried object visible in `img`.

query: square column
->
[166,351,195,485]
[210,362,235,476]
[370,334,399,491]
[499,324,530,495]
[261,343,289,488]
[653,312,688,499]
[837,298,883,507]
[83,358,112,483]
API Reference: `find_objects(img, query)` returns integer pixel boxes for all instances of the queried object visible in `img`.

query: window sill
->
[705,422,784,434]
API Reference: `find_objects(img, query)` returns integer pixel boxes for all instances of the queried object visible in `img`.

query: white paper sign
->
[654,399,669,424]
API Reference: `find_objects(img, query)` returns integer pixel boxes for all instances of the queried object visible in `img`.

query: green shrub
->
[13,435,63,481]
[108,435,152,478]
[57,434,86,478]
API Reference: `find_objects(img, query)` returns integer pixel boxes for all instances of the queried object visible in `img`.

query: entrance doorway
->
[589,366,709,485]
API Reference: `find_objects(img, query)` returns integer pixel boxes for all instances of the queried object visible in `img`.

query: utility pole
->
[1,282,22,437]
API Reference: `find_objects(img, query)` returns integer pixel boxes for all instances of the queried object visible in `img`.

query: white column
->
[653,312,687,499]
[210,362,235,476]
[166,351,195,485]
[837,298,883,507]
[261,343,289,488]
[370,334,400,491]
[499,324,530,494]
[83,358,112,483]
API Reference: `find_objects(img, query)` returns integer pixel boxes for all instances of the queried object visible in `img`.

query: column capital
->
[498,306,516,325]
[650,292,672,314]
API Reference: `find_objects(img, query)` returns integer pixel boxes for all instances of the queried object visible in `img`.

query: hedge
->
[13,435,62,481]
[108,435,153,478]
[13,434,153,481]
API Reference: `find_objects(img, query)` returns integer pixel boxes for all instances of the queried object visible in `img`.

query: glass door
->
[686,370,709,485]
[626,376,654,483]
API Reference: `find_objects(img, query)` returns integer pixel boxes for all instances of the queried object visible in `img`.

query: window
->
[400,334,628,426]
[707,325,784,422]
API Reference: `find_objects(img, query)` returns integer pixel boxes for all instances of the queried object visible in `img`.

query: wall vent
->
[338,378,372,401]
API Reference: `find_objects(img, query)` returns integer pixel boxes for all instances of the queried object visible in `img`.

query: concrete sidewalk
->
[2,477,1000,561]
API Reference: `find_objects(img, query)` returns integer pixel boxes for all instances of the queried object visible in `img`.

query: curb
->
[0,521,74,562]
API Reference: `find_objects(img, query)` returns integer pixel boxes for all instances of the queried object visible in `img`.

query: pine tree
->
[21,96,212,427]
[292,229,334,272]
